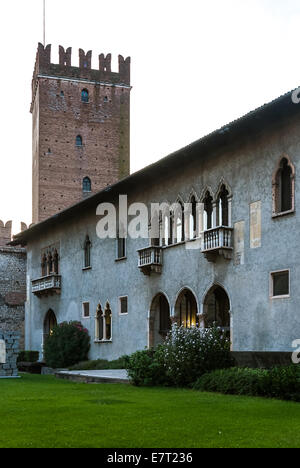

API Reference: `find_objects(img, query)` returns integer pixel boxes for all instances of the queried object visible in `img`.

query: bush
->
[17,351,39,363]
[125,325,233,387]
[160,325,233,387]
[44,321,90,368]
[194,365,300,401]
[125,348,167,387]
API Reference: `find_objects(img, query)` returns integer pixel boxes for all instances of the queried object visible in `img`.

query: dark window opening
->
[83,177,91,193]
[272,271,289,297]
[81,89,89,103]
[203,191,213,230]
[120,297,128,314]
[76,135,83,147]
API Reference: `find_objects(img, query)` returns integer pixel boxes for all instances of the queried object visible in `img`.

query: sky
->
[1,0,300,233]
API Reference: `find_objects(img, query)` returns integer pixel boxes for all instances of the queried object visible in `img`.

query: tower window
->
[83,177,91,193]
[76,135,83,147]
[81,89,89,103]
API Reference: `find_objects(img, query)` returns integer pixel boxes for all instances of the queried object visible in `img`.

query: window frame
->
[119,296,128,316]
[82,302,90,319]
[272,155,295,218]
[270,269,290,299]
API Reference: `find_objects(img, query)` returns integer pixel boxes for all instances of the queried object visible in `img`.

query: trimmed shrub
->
[125,348,167,387]
[17,351,39,363]
[194,365,300,401]
[44,321,90,368]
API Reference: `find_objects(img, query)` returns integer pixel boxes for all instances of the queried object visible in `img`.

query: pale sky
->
[1,0,300,233]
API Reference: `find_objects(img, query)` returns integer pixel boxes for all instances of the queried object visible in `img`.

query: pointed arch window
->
[83,177,91,193]
[217,185,229,227]
[95,302,112,342]
[189,196,198,239]
[273,157,295,215]
[41,254,47,277]
[84,235,91,268]
[203,191,213,231]
[81,89,89,103]
[175,202,185,243]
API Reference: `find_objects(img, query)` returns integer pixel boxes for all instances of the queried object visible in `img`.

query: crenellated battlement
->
[31,43,130,113]
[0,220,12,247]
[0,221,29,247]
[33,43,130,84]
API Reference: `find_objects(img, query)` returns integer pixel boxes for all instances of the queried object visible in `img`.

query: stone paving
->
[55,369,129,384]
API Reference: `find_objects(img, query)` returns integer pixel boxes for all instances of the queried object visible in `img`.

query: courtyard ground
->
[0,374,300,448]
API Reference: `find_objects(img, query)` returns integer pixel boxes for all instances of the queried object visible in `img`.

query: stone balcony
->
[32,275,62,297]
[202,226,233,262]
[138,246,163,276]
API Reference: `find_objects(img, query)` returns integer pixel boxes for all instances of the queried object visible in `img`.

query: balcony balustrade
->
[32,275,61,297]
[138,246,163,276]
[202,226,233,262]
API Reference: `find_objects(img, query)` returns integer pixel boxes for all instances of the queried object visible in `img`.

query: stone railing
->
[138,246,163,276]
[202,226,233,262]
[32,275,61,297]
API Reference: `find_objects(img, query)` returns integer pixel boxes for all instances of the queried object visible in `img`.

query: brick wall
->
[0,248,26,350]
[31,44,131,223]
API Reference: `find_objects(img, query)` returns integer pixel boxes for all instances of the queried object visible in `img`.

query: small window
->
[83,302,90,318]
[117,236,126,259]
[76,135,83,147]
[81,89,89,103]
[119,297,128,315]
[83,177,91,193]
[271,270,290,298]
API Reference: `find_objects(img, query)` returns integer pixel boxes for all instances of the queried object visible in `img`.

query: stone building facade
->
[12,82,300,360]
[0,221,26,350]
[31,44,131,224]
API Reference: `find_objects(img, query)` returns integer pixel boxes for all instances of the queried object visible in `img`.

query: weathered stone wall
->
[0,248,26,349]
[0,331,20,378]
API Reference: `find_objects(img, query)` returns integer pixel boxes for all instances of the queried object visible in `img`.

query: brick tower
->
[31,43,131,223]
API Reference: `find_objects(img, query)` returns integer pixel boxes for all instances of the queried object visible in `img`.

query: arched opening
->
[217,185,229,226]
[149,294,171,348]
[174,289,198,328]
[202,190,213,230]
[203,285,230,337]
[43,309,57,344]
[83,177,91,193]
[81,89,89,103]
[273,157,295,214]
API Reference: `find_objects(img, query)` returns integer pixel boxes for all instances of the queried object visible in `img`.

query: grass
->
[1,374,300,448]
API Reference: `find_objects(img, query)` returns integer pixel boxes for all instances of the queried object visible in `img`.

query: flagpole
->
[43,0,46,46]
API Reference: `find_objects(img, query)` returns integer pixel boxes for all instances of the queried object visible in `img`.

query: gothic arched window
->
[273,157,295,215]
[81,89,89,103]
[217,185,229,227]
[203,191,213,231]
[83,177,91,193]
[84,236,91,268]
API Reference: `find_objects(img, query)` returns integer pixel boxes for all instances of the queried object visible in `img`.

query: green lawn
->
[1,374,300,448]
